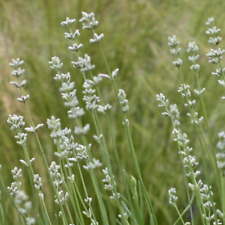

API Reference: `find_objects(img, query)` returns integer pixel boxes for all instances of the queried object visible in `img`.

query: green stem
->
[75,119,109,225]
[91,110,128,223]
[97,40,157,224]
[195,71,221,188]
[174,194,195,225]
[174,205,186,225]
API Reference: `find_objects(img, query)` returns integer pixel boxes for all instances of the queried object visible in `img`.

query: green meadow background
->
[1,0,225,223]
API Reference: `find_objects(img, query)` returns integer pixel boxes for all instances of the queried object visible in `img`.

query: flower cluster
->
[178,84,203,125]
[83,158,102,170]
[168,35,182,67]
[49,56,63,70]
[157,92,222,224]
[102,167,120,200]
[61,17,76,26]
[72,54,95,72]
[206,17,225,66]
[7,114,27,146]
[33,173,44,199]
[61,17,83,53]
[47,116,89,166]
[61,13,112,117]
[82,77,112,114]
[206,17,222,45]
[33,174,42,191]
[7,167,35,224]
[79,12,99,30]
[79,11,104,48]
[189,180,223,224]
[118,89,129,113]
[9,58,30,102]
[216,131,225,175]
[206,48,225,65]
[206,18,225,92]
[49,57,89,134]
[187,41,200,72]
[49,161,68,205]
[168,187,178,206]
[82,197,99,225]
[99,68,119,80]
[83,79,100,111]
[90,33,104,43]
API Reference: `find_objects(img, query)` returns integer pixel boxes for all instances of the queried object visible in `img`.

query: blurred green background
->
[1,0,225,223]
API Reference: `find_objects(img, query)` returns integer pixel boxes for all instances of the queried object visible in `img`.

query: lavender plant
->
[0,12,156,225]
[156,17,225,224]
[2,10,225,225]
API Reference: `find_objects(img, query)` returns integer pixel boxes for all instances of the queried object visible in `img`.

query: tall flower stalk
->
[3,10,225,225]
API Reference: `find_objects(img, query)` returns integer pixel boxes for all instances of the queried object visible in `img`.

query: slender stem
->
[40,196,52,225]
[91,110,128,223]
[163,102,206,224]
[96,40,157,223]
[177,67,220,222]
[195,71,221,188]
[174,205,186,225]
[221,175,225,224]
[174,194,195,225]
[75,119,109,225]
[18,89,69,223]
